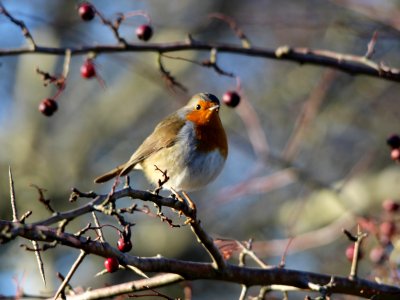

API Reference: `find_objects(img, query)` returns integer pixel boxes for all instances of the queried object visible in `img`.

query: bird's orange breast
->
[185,110,228,158]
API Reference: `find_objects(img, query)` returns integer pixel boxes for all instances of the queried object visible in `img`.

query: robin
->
[94,93,228,191]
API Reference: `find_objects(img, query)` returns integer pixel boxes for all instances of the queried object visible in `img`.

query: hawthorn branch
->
[53,250,87,300]
[28,187,193,227]
[0,41,400,83]
[65,273,184,300]
[0,220,399,300]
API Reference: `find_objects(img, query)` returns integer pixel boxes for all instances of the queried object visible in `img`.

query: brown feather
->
[94,111,186,183]
[94,165,125,183]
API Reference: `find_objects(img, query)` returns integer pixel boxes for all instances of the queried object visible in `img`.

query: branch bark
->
[0,41,399,83]
[1,215,399,299]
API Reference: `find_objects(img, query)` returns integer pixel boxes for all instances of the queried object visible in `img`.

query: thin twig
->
[235,93,270,160]
[238,285,248,300]
[30,184,55,213]
[0,3,36,49]
[283,69,337,161]
[94,7,127,45]
[344,225,368,280]
[62,48,71,79]
[157,54,188,93]
[187,215,226,269]
[209,13,251,48]
[53,250,87,300]
[56,272,76,296]
[237,240,269,269]
[66,273,184,300]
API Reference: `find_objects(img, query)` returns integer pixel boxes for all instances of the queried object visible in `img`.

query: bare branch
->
[209,13,251,48]
[1,219,399,300]
[66,273,184,300]
[0,41,399,83]
[0,3,36,49]
[53,250,87,300]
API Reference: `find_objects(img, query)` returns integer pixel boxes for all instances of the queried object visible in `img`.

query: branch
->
[63,273,184,300]
[1,216,399,299]
[0,41,399,83]
[0,3,36,49]
[29,187,193,227]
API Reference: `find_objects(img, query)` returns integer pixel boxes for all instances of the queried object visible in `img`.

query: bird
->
[94,93,228,191]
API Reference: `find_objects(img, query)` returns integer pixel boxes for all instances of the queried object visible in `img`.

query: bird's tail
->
[94,161,137,183]
[94,165,124,183]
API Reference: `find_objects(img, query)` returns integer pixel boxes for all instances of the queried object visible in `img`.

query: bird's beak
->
[209,104,220,112]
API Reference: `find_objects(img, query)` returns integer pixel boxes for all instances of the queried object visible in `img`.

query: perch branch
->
[0,42,399,83]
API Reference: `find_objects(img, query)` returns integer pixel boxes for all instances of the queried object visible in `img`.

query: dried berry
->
[38,98,58,116]
[222,91,241,108]
[78,3,96,21]
[136,24,153,41]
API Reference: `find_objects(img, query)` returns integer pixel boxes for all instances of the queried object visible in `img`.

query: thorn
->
[32,240,46,286]
[9,166,18,222]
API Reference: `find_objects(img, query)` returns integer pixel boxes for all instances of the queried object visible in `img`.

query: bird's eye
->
[195,104,201,110]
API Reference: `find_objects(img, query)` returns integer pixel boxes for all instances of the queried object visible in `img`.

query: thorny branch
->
[0,1,398,84]
[0,41,399,83]
[1,3,400,300]
[0,185,399,299]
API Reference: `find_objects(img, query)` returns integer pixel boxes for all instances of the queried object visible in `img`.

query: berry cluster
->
[77,2,153,42]
[387,134,400,162]
[103,225,133,273]
[38,3,154,118]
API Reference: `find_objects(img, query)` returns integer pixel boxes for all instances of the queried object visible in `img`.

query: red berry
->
[38,98,58,116]
[136,24,153,41]
[80,59,96,78]
[382,199,400,213]
[117,238,132,252]
[104,257,119,273]
[222,91,241,108]
[345,244,363,262]
[78,3,96,21]
[379,221,396,238]
[387,134,400,149]
[391,149,400,161]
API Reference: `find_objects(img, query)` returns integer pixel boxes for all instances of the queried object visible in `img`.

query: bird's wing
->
[94,112,185,183]
[118,112,186,176]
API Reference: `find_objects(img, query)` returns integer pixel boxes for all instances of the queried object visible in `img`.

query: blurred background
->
[1,0,400,299]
